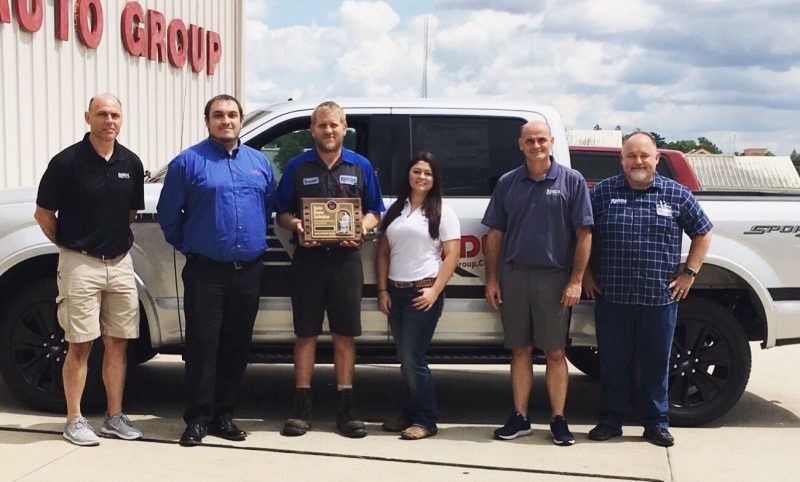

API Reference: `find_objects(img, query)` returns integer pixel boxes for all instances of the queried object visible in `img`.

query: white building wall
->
[0,0,243,188]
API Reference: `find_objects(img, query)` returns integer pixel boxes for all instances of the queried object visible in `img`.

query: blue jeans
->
[595,297,678,429]
[388,287,444,432]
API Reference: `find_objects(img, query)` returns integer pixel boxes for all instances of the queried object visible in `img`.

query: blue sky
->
[243,0,800,155]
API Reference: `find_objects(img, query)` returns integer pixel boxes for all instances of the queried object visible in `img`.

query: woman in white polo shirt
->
[375,152,461,440]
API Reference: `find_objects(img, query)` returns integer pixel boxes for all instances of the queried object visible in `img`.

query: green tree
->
[274,138,303,173]
[665,139,698,152]
[696,137,722,154]
[650,132,667,148]
[791,149,799,165]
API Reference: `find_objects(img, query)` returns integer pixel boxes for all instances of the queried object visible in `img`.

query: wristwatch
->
[682,266,698,278]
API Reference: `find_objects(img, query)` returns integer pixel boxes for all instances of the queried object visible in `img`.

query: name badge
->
[656,200,673,217]
[117,172,131,179]
[303,177,320,186]
[610,198,627,205]
[339,175,357,186]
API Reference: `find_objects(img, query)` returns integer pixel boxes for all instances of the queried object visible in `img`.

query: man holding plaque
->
[275,101,385,438]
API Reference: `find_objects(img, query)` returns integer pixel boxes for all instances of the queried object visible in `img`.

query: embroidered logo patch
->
[303,177,320,185]
[656,200,673,217]
[117,172,131,179]
[339,175,358,186]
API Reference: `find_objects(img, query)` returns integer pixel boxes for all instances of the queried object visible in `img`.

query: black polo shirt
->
[36,133,145,257]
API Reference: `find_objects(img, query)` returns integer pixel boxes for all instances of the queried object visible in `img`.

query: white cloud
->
[244,0,800,154]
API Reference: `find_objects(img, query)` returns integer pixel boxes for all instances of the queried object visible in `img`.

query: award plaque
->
[301,198,363,243]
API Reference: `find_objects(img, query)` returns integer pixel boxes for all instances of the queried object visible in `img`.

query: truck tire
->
[0,279,104,412]
[669,297,751,426]
[566,346,601,379]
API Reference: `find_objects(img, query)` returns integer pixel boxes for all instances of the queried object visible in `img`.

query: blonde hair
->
[311,101,346,126]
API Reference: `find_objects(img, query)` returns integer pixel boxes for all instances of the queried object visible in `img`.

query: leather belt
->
[186,253,260,270]
[78,250,125,262]
[388,277,436,289]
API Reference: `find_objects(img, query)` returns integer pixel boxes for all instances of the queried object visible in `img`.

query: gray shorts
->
[499,264,570,350]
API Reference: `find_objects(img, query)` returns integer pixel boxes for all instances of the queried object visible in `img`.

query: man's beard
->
[316,138,342,153]
[628,169,651,184]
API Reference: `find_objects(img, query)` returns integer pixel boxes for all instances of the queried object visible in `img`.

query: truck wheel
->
[0,279,104,412]
[566,346,600,379]
[668,297,751,426]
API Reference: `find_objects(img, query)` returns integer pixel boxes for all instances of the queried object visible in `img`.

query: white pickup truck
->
[1,99,798,427]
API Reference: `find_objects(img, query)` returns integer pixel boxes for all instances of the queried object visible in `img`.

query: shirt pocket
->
[648,214,678,242]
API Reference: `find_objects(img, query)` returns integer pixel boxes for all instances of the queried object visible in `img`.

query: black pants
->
[181,256,262,426]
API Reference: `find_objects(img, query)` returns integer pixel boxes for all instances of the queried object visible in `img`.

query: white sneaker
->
[63,417,101,446]
[101,412,143,440]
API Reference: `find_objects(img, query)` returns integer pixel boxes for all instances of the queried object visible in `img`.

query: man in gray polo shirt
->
[482,120,593,446]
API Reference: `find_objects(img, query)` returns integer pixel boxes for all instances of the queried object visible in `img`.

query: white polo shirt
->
[386,200,461,282]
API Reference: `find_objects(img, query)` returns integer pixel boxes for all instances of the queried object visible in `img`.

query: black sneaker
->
[588,423,623,441]
[281,388,312,437]
[549,415,575,446]
[336,389,367,438]
[493,412,532,440]
[643,426,674,447]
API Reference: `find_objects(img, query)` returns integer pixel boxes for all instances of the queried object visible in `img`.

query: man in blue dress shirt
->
[583,132,713,447]
[157,94,276,446]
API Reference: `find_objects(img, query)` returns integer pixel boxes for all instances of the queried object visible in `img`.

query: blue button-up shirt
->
[590,173,713,306]
[481,160,594,269]
[157,138,276,262]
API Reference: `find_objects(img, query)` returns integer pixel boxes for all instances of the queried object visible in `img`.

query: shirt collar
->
[518,156,560,182]
[207,137,240,156]
[81,132,121,163]
[614,172,665,191]
[312,148,354,169]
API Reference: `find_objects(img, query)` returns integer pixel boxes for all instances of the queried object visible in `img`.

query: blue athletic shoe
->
[550,415,575,446]
[493,411,532,440]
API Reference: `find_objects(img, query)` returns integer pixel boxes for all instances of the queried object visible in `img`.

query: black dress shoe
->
[588,423,623,441]
[208,419,247,441]
[179,423,207,447]
[643,426,675,447]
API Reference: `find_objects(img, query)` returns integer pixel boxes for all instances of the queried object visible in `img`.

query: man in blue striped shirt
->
[158,94,276,447]
[583,132,712,447]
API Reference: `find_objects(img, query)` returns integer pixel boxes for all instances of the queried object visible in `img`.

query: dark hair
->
[380,152,443,239]
[204,94,243,118]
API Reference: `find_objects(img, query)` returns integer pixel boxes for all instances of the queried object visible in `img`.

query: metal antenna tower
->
[421,16,429,98]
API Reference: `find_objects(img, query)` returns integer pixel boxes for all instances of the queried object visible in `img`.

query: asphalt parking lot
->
[1,342,799,482]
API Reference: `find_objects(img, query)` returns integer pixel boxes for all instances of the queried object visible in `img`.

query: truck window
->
[409,116,526,196]
[245,116,364,182]
[571,150,675,186]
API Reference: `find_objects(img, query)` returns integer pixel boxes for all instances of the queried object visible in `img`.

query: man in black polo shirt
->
[34,94,145,446]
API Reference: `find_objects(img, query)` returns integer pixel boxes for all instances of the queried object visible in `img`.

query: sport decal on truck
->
[743,225,800,237]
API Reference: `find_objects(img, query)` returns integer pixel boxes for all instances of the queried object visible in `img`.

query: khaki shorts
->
[56,249,139,343]
[499,264,570,351]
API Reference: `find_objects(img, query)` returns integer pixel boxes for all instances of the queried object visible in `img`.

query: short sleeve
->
[481,176,508,231]
[36,157,66,211]
[439,204,461,241]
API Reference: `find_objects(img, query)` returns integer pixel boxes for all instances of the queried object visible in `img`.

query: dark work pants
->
[595,297,678,429]
[181,257,262,426]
